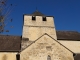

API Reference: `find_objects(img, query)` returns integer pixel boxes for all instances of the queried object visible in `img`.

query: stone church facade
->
[0,11,80,60]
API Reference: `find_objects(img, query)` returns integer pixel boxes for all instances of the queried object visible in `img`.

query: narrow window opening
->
[16,53,20,60]
[43,17,46,21]
[47,55,51,60]
[32,16,36,20]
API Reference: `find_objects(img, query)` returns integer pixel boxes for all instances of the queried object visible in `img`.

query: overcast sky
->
[2,0,80,35]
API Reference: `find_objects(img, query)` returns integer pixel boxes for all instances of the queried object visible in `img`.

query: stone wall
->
[0,52,17,60]
[21,35,74,60]
[21,40,33,50]
[22,16,57,41]
[23,16,54,27]
[58,40,80,53]
[22,26,57,41]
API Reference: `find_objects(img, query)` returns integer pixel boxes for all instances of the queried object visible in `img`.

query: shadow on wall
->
[2,55,7,60]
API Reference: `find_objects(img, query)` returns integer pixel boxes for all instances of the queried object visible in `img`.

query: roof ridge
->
[31,10,45,16]
[0,34,21,37]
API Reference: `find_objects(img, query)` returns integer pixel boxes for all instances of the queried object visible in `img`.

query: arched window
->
[47,55,51,60]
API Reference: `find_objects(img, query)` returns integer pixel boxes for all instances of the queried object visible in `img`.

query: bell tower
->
[22,11,57,41]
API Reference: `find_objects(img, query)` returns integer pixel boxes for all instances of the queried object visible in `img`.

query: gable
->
[21,33,73,53]
[21,33,74,60]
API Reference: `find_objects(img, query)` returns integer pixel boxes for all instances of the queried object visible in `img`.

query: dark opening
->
[47,55,51,60]
[16,54,20,60]
[32,16,36,20]
[73,53,76,57]
[43,17,46,21]
[22,38,29,41]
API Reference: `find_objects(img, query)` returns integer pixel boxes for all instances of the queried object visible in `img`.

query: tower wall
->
[24,16,54,27]
[22,15,57,41]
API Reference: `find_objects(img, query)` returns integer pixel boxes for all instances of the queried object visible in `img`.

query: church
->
[0,11,80,60]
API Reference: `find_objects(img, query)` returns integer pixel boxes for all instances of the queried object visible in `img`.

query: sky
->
[2,0,80,36]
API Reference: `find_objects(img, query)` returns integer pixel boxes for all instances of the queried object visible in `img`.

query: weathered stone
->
[22,16,57,41]
[21,35,74,60]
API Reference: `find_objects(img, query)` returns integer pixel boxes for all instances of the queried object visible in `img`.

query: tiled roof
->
[0,31,80,51]
[31,10,45,16]
[24,10,54,17]
[56,31,80,40]
[0,35,21,52]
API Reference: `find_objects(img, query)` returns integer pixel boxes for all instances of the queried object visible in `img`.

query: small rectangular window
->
[32,16,36,20]
[43,17,46,21]
[16,54,20,60]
